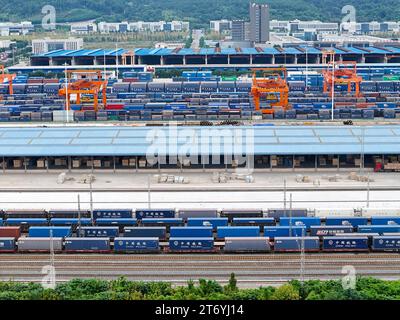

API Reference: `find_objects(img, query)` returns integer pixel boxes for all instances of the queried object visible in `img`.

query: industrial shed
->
[0,125,399,171]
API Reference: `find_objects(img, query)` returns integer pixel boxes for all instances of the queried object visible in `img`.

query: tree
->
[199,37,205,48]
[271,284,300,300]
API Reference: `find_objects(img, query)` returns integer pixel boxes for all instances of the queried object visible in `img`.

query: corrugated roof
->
[0,125,399,157]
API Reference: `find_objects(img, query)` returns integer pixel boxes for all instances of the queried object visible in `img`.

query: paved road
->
[1,253,399,288]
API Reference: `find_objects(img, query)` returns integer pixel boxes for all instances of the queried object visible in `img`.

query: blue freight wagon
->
[217,226,260,238]
[28,226,72,238]
[322,236,369,251]
[371,217,400,225]
[279,217,321,229]
[96,218,137,227]
[266,209,308,219]
[170,227,213,238]
[77,226,119,238]
[141,218,183,226]
[232,217,275,226]
[358,225,400,234]
[0,238,16,252]
[274,237,320,252]
[123,227,166,239]
[114,237,160,253]
[93,209,133,219]
[325,217,368,227]
[135,209,175,219]
[64,237,111,253]
[169,237,214,251]
[310,225,354,236]
[372,236,400,251]
[50,218,92,226]
[264,226,306,238]
[187,218,228,229]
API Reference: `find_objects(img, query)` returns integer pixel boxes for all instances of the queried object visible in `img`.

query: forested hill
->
[2,0,399,28]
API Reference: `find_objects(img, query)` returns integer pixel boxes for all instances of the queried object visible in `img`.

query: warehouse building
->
[0,125,399,172]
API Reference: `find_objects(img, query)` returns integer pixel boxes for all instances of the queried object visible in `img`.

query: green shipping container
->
[222,76,237,81]
[383,76,400,81]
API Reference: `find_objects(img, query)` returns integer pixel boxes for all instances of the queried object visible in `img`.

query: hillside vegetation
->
[0,0,399,28]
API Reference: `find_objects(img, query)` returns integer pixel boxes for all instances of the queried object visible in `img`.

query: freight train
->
[1,208,400,253]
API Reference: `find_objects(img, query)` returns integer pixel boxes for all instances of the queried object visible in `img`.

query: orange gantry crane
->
[58,70,108,111]
[322,60,362,97]
[250,67,290,114]
[0,65,16,96]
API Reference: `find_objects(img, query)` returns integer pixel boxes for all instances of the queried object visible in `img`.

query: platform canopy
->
[0,125,399,157]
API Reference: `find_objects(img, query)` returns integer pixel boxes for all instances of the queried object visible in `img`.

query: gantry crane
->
[250,67,290,114]
[58,70,108,111]
[0,65,16,96]
[322,56,362,97]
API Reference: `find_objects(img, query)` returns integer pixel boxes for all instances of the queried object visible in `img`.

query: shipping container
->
[135,209,175,219]
[0,238,16,252]
[371,217,400,225]
[96,218,137,227]
[220,209,263,219]
[264,226,306,238]
[310,225,353,236]
[325,217,368,227]
[6,218,48,227]
[28,226,72,238]
[187,218,228,229]
[64,237,111,253]
[232,217,275,226]
[279,217,321,229]
[274,237,320,252]
[93,209,133,219]
[17,237,63,252]
[50,218,92,226]
[77,226,119,238]
[5,209,47,219]
[48,210,91,219]
[141,218,183,226]
[266,208,308,219]
[114,237,160,253]
[0,226,21,238]
[224,237,271,252]
[217,226,260,238]
[178,209,218,219]
[123,227,166,239]
[170,226,213,238]
[322,236,369,251]
[169,237,214,251]
[372,236,400,251]
[357,225,400,234]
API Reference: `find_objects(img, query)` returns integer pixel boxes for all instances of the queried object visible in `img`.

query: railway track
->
[1,253,399,288]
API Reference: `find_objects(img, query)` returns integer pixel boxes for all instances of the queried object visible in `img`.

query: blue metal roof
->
[0,125,399,157]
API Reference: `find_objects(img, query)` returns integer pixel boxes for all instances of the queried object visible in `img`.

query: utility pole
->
[283,179,287,215]
[300,227,305,294]
[64,63,69,123]
[305,47,308,92]
[147,174,151,209]
[89,181,94,224]
[77,194,81,237]
[289,193,293,237]
[115,43,119,79]
[49,229,54,271]
[331,58,335,121]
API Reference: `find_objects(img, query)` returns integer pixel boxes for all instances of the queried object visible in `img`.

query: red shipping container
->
[43,79,59,84]
[105,104,125,110]
[27,79,44,84]
[0,226,21,238]
[122,78,138,83]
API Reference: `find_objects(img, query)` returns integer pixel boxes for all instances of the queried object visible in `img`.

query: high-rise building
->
[249,2,270,43]
[32,38,83,55]
[231,20,246,41]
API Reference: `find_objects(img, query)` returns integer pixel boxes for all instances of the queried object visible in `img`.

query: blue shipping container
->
[310,225,353,236]
[170,227,213,238]
[96,218,137,226]
[141,218,183,226]
[169,237,214,251]
[64,237,110,252]
[114,237,159,252]
[135,209,175,219]
[371,217,400,225]
[50,218,92,226]
[93,209,133,219]
[123,227,166,239]
[77,227,119,238]
[274,237,320,252]
[322,236,369,251]
[0,238,16,252]
[264,226,306,237]
[187,218,228,229]
[372,236,400,251]
[325,217,368,227]
[279,217,321,229]
[357,225,400,234]
[232,218,275,226]
[28,226,71,238]
[217,226,260,238]
[6,218,48,226]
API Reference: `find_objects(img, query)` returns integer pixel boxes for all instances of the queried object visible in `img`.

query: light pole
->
[331,57,335,121]
[305,47,308,92]
[64,63,69,123]
[115,43,119,79]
